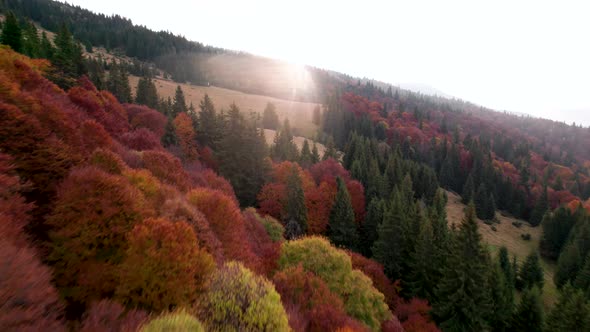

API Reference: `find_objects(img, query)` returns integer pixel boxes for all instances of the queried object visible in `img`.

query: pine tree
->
[409,216,437,300]
[161,117,178,147]
[322,136,338,160]
[50,24,86,89]
[39,32,54,59]
[545,283,590,332]
[1,12,22,53]
[270,119,299,162]
[574,254,590,296]
[328,177,358,250]
[135,76,159,109]
[433,203,491,331]
[530,185,549,226]
[299,140,312,168]
[172,85,187,117]
[285,166,308,238]
[311,143,320,164]
[474,183,489,220]
[519,252,544,290]
[197,94,221,148]
[360,197,385,257]
[498,246,515,289]
[262,102,279,130]
[488,261,514,332]
[511,287,543,332]
[21,21,40,58]
[372,189,404,280]
[461,171,475,204]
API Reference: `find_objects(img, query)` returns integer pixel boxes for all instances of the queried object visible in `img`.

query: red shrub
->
[189,168,236,200]
[395,298,439,332]
[258,182,287,221]
[187,188,259,271]
[80,299,147,332]
[305,181,336,234]
[80,120,113,154]
[0,153,33,248]
[125,104,166,138]
[243,209,281,276]
[348,252,398,309]
[0,239,65,331]
[120,128,163,151]
[309,158,351,184]
[141,150,190,191]
[47,166,150,305]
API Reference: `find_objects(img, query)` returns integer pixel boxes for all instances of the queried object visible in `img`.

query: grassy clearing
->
[129,76,321,138]
[445,191,558,309]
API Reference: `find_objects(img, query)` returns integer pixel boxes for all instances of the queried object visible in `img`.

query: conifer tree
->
[498,246,515,288]
[488,261,514,332]
[360,197,384,257]
[475,183,489,220]
[433,203,491,331]
[299,140,312,168]
[285,166,307,238]
[511,287,543,332]
[311,143,320,164]
[39,32,54,59]
[161,117,178,147]
[519,252,544,290]
[197,94,220,148]
[574,254,590,295]
[409,216,437,300]
[172,85,187,117]
[328,177,358,250]
[1,12,22,53]
[530,185,549,226]
[372,189,405,280]
[270,119,299,162]
[262,102,279,130]
[135,77,159,109]
[545,284,590,332]
[322,136,338,160]
[462,171,475,204]
[21,21,40,58]
[312,105,321,125]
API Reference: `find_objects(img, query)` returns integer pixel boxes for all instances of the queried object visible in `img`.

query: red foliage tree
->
[187,188,259,271]
[116,218,215,311]
[80,299,147,332]
[258,182,287,221]
[395,298,439,332]
[305,181,336,234]
[347,252,398,309]
[0,239,65,331]
[309,158,351,185]
[188,168,236,200]
[80,119,113,154]
[47,166,150,305]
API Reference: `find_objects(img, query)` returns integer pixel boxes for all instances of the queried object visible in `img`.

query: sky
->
[61,0,590,126]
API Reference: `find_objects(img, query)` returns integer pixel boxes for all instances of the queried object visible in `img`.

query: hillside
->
[129,75,321,137]
[446,191,558,308]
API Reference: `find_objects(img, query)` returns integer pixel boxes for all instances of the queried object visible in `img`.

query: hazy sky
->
[61,0,590,125]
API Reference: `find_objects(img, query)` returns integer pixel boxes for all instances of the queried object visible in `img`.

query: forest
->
[1,1,590,331]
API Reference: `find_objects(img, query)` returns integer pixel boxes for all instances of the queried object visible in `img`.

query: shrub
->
[81,299,147,332]
[199,262,289,332]
[141,310,204,332]
[512,221,523,228]
[521,233,532,241]
[116,218,215,312]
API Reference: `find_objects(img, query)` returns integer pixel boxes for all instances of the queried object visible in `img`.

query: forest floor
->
[445,191,558,309]
[129,75,321,138]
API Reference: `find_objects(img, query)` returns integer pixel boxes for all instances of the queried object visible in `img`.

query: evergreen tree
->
[462,171,475,204]
[545,283,590,332]
[328,177,358,250]
[474,183,490,220]
[217,104,270,207]
[433,203,491,331]
[311,143,320,164]
[511,287,543,332]
[262,102,279,130]
[106,62,131,103]
[574,254,590,296]
[530,185,549,226]
[322,136,338,160]
[50,24,86,89]
[161,117,178,147]
[540,207,576,260]
[197,94,221,148]
[284,166,308,238]
[372,189,404,279]
[21,21,40,58]
[488,261,514,332]
[135,76,159,109]
[312,105,321,126]
[409,216,437,300]
[270,119,299,162]
[1,11,22,52]
[498,246,515,288]
[519,252,544,290]
[39,32,54,59]
[299,140,312,168]
[172,85,187,116]
[360,197,384,257]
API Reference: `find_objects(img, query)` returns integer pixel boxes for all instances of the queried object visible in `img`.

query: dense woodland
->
[1,1,590,331]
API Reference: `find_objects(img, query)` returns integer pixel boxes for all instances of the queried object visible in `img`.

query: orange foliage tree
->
[116,218,215,312]
[173,112,199,162]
